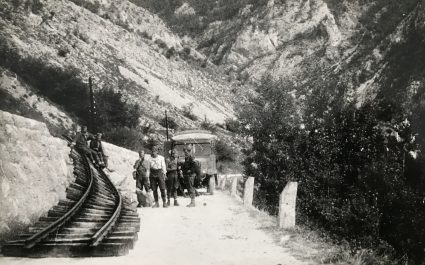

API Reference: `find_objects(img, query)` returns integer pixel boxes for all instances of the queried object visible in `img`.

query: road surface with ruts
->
[0,191,306,265]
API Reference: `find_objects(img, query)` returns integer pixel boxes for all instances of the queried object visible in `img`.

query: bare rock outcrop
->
[198,0,362,83]
[0,111,74,241]
[102,142,138,204]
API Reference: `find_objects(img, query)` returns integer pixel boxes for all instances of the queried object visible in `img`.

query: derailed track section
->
[2,149,140,257]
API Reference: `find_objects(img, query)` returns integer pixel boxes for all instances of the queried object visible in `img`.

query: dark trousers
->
[166,171,178,200]
[177,177,186,196]
[184,174,196,199]
[96,152,108,167]
[77,146,100,164]
[136,176,150,205]
[150,169,166,202]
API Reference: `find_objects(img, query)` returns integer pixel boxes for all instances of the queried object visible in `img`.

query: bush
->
[224,118,240,133]
[57,47,69,57]
[103,127,144,151]
[159,116,178,130]
[182,103,198,121]
[69,0,101,14]
[165,47,176,59]
[138,30,152,40]
[154,38,168,50]
[200,119,217,133]
[93,88,141,132]
[214,139,237,162]
[31,0,43,14]
[238,77,425,263]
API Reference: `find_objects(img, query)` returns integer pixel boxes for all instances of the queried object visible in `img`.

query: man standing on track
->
[149,145,168,208]
[166,149,179,206]
[180,145,200,207]
[133,150,151,208]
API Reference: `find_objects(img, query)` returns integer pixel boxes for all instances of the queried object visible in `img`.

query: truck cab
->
[163,130,217,193]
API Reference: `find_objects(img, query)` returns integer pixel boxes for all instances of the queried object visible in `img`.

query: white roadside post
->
[243,177,254,207]
[278,182,298,228]
[220,175,227,190]
[208,175,216,195]
[230,175,238,197]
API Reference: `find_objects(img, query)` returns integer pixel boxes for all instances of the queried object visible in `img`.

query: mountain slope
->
[0,0,241,132]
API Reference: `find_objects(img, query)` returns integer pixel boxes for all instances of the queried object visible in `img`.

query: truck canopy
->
[172,130,217,142]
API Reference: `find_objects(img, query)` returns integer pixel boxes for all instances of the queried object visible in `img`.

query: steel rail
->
[24,153,94,249]
[89,166,122,246]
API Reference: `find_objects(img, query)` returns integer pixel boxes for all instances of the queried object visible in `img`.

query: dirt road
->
[0,191,306,265]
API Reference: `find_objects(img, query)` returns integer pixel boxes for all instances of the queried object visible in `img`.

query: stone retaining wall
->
[0,111,74,242]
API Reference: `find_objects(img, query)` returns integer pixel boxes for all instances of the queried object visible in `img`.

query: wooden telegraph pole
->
[165,110,169,141]
[89,77,95,132]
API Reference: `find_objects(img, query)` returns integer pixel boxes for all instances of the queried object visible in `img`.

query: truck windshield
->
[175,143,212,157]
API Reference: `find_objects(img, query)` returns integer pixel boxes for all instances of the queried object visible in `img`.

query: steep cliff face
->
[199,0,355,83]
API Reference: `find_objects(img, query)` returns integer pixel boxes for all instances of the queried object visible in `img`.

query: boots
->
[186,198,195,207]
[152,201,159,208]
[174,199,179,206]
[167,200,171,207]
[163,200,168,208]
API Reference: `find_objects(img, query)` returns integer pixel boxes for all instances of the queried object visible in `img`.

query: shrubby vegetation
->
[214,139,237,162]
[200,119,217,133]
[0,38,90,123]
[182,103,198,121]
[129,0,268,37]
[93,88,141,131]
[159,116,178,130]
[0,38,143,150]
[238,77,425,264]
[103,127,144,151]
[224,118,240,133]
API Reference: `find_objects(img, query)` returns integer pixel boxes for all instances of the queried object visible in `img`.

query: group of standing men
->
[71,126,201,208]
[133,145,200,208]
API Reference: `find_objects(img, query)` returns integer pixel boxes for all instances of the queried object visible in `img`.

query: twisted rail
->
[89,166,122,246]
[23,154,94,249]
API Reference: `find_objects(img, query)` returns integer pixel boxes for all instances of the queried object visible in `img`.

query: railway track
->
[2,148,140,257]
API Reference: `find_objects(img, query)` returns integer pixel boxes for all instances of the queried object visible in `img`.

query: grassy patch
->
[245,207,398,265]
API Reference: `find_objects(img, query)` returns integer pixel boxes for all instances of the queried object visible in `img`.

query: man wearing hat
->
[180,145,200,207]
[148,145,168,208]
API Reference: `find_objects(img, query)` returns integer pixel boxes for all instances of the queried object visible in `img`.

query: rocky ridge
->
[144,0,423,114]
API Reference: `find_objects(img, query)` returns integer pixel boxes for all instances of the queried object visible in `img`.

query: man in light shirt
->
[149,145,168,208]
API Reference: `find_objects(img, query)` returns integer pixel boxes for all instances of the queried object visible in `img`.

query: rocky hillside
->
[0,0,242,134]
[134,0,425,136]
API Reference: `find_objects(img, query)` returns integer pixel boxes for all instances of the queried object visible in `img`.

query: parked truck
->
[164,130,218,194]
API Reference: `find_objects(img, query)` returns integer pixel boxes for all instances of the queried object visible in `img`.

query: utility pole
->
[165,110,169,141]
[89,77,95,132]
